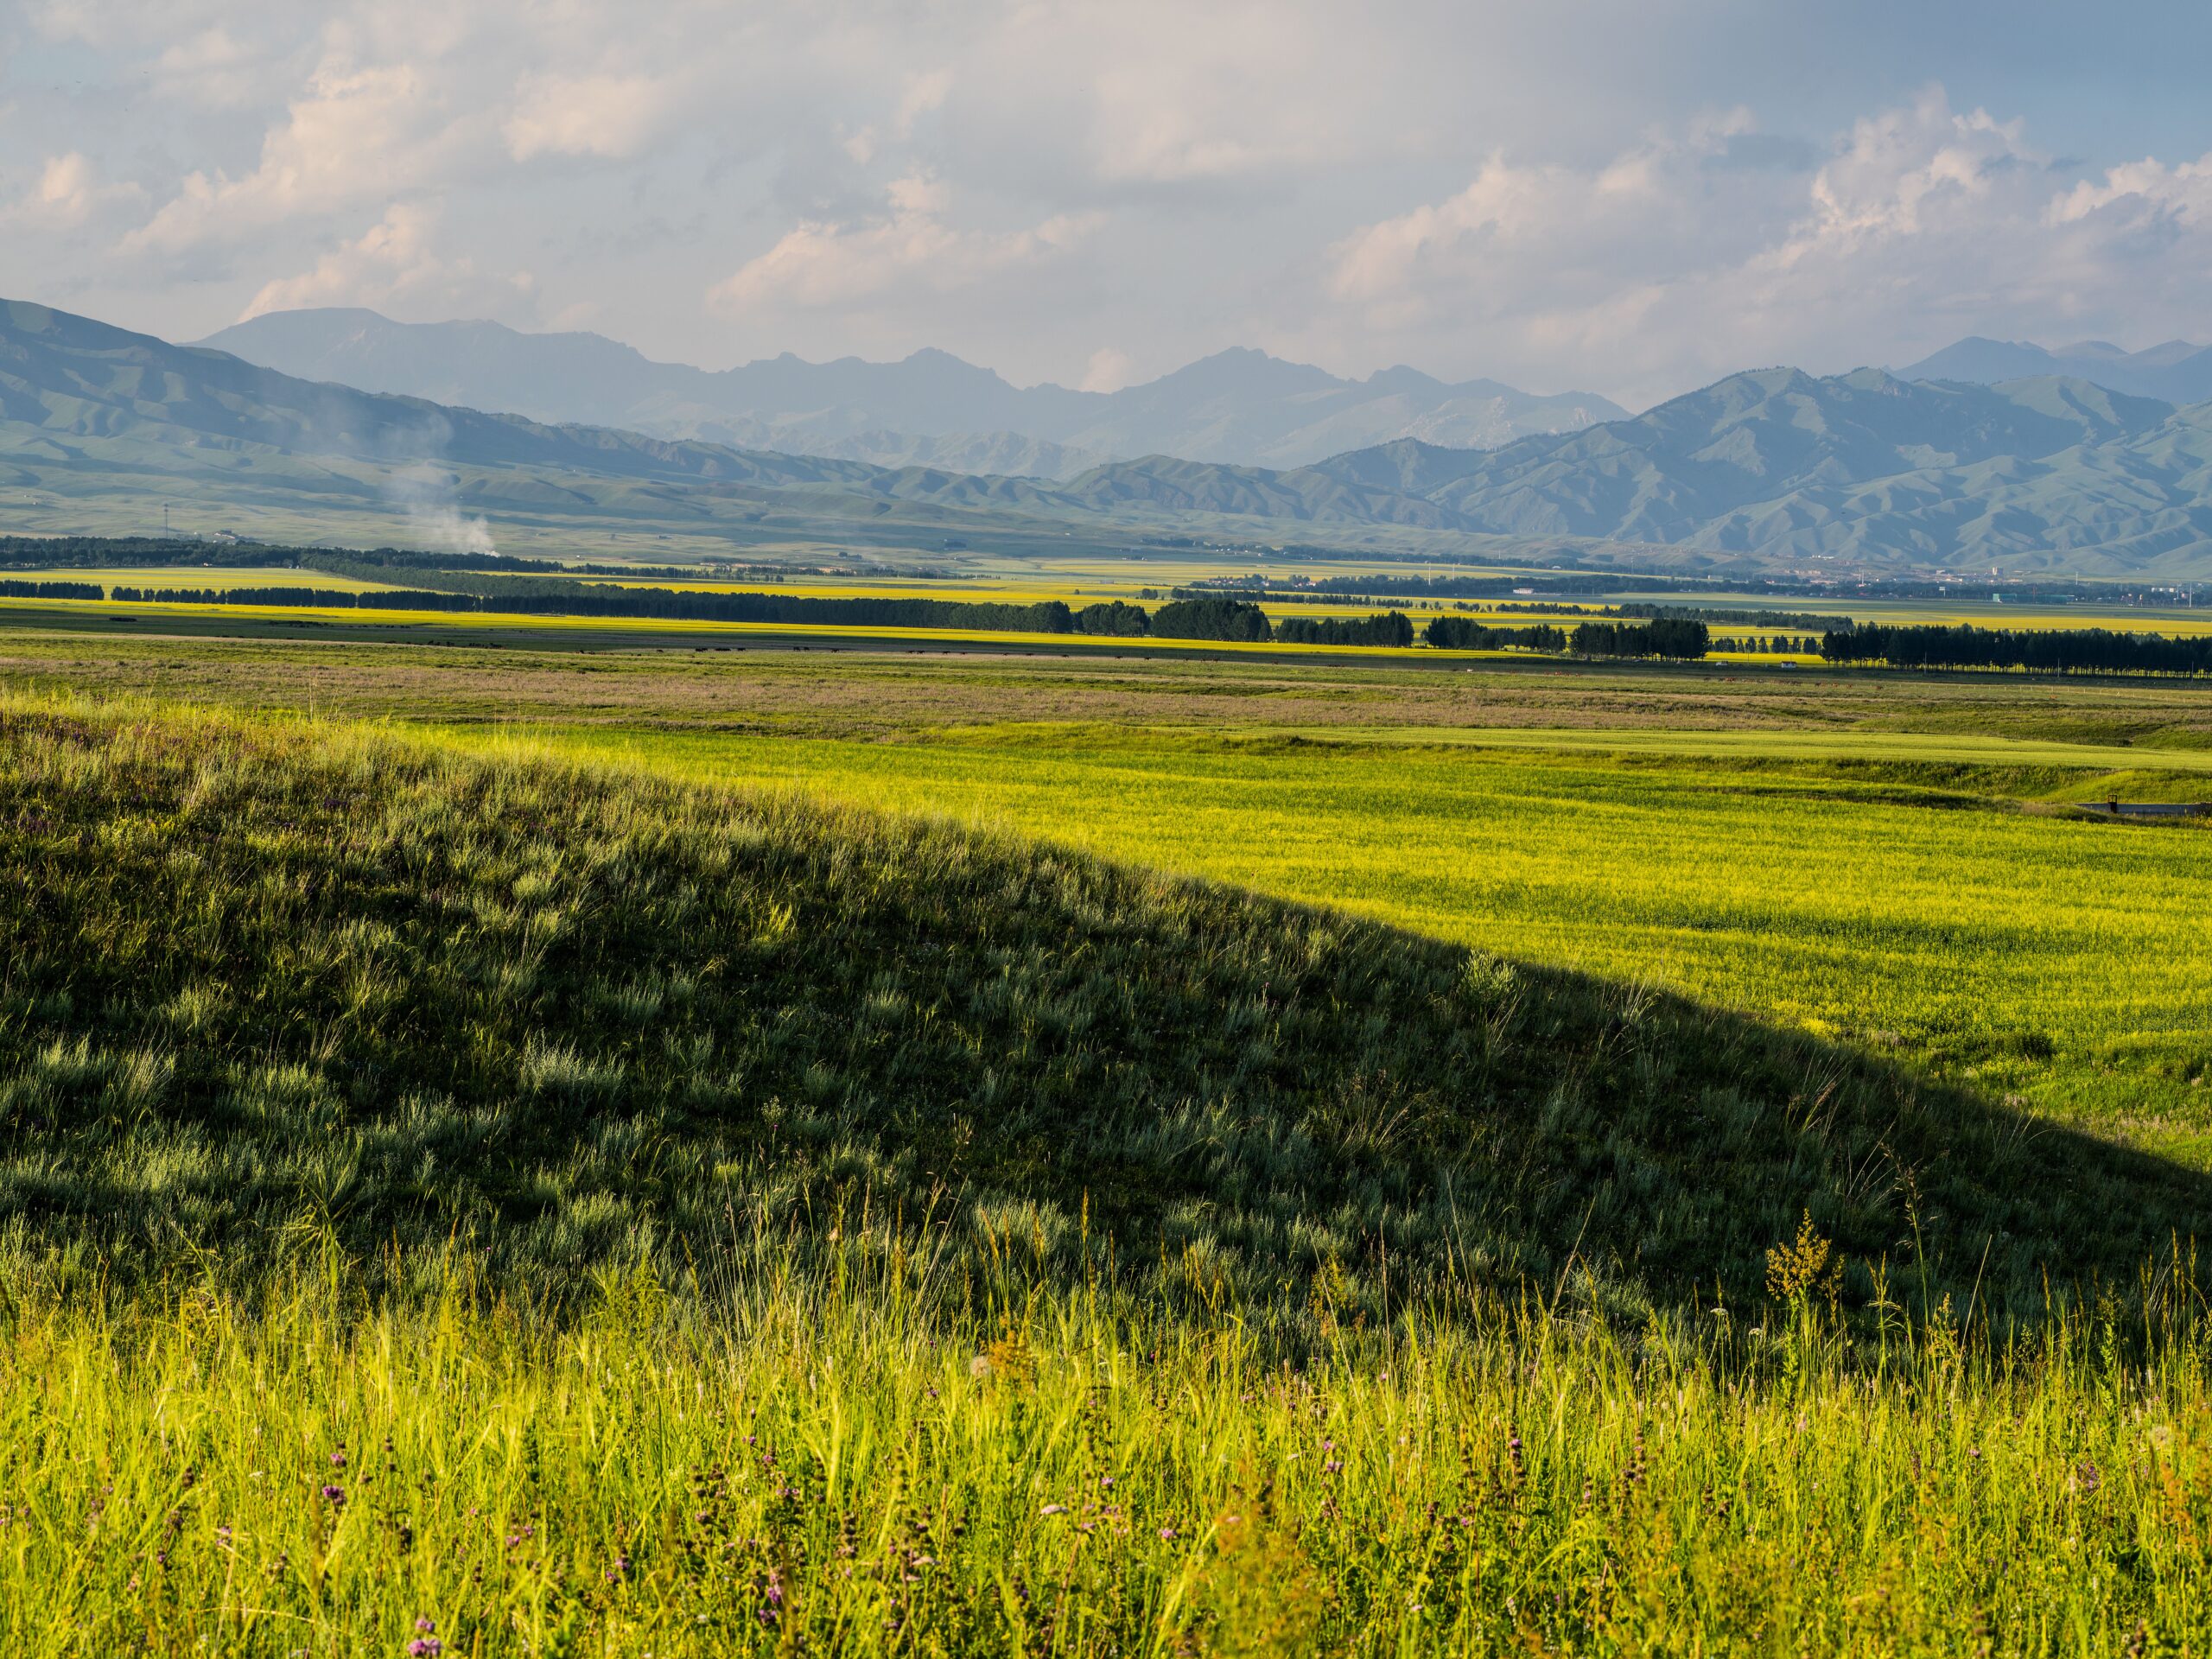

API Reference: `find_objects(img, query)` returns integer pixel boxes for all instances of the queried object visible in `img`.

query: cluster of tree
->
[1422,617,1569,652]
[1147,597,1274,641]
[1275,611,1415,647]
[0,579,103,601]
[1569,619,1712,658]
[1820,623,2212,676]
[1071,601,1151,636]
[1713,634,1821,654]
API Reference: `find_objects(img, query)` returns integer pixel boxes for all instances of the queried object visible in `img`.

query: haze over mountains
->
[1899,337,2212,404]
[198,309,1630,477]
[10,299,2212,576]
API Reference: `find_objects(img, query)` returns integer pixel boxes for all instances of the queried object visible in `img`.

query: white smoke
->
[386,461,499,557]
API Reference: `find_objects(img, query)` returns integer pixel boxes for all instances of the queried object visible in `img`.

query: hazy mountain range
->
[1898,336,2212,404]
[197,309,1630,475]
[8,299,2212,576]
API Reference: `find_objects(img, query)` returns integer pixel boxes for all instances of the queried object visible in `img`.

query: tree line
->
[1621,603,1853,631]
[0,580,103,601]
[110,586,478,611]
[80,575,1736,657]
[92,581,1294,642]
[1820,622,2212,676]
[1713,634,1822,655]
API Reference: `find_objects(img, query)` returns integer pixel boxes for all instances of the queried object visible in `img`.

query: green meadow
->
[4,628,2212,1654]
[476,718,2212,1161]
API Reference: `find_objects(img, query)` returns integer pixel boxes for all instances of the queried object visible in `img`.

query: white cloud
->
[8,6,2212,398]
[709,174,1099,315]
[240,203,530,321]
[151,28,284,109]
[505,72,673,162]
[124,59,480,254]
[1319,89,2212,402]
[7,152,144,227]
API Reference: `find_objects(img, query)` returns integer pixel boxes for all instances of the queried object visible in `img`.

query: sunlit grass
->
[3,1243,2209,1657]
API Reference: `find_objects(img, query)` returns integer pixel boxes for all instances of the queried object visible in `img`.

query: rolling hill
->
[3,696,2202,1319]
[198,308,1628,474]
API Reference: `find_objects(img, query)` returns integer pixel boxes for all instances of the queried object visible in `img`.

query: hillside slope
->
[0,701,2202,1322]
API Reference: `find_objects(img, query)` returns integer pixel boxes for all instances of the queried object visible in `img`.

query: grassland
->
[19,692,2194,1315]
[6,627,2212,1652]
[10,1249,2212,1657]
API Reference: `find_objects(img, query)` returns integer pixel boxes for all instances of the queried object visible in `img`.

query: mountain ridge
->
[197,308,1630,475]
[10,299,2212,576]
[1899,334,2212,405]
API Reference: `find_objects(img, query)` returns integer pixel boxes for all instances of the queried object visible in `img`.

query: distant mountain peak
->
[1898,334,2212,405]
[198,309,1629,468]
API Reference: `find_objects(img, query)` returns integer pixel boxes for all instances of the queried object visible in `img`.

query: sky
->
[3,0,2212,408]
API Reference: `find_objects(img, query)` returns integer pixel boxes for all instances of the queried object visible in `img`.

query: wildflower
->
[321,1484,346,1509]
[330,1452,347,1470]
[1158,1527,1177,1541]
[404,1618,442,1656]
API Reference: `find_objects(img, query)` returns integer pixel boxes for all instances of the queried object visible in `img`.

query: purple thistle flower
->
[406,1641,442,1657]
[321,1484,346,1508]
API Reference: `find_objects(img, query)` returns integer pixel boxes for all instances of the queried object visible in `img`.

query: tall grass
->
[3,1230,2209,1656]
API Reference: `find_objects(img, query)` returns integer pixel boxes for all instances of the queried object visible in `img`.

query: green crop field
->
[3,623,2212,1654]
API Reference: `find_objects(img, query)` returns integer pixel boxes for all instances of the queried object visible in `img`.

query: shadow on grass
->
[0,700,2204,1330]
